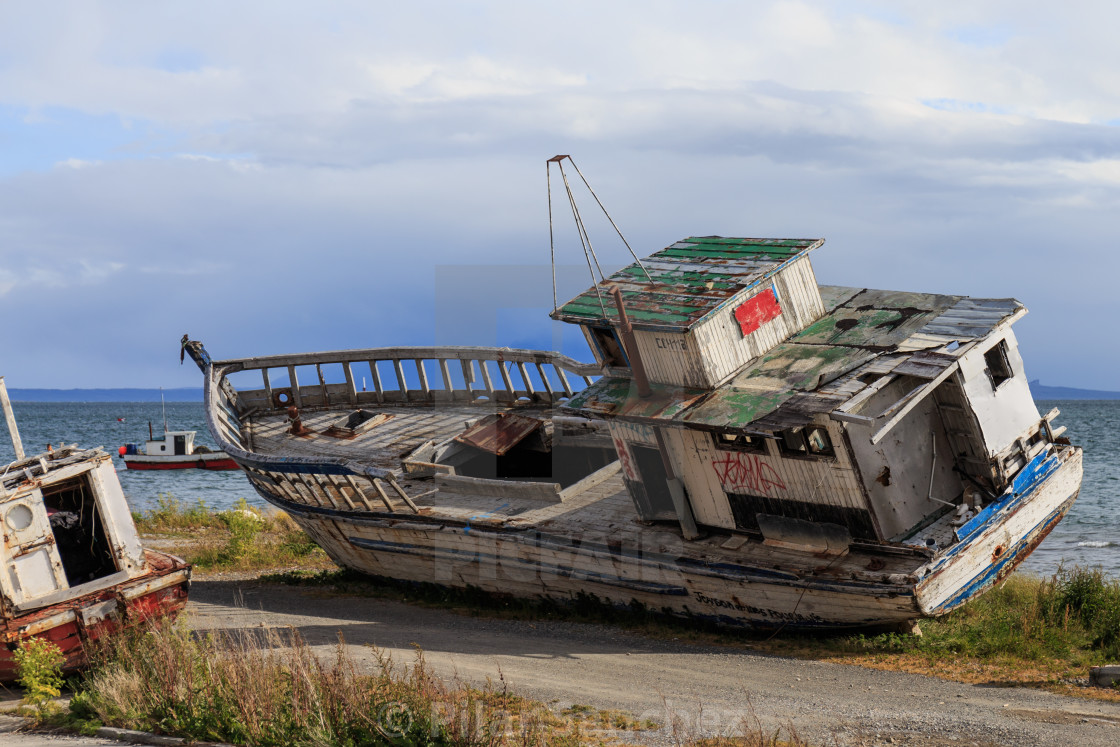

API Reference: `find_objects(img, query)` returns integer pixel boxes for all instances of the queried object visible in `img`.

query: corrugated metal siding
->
[918,298,1024,339]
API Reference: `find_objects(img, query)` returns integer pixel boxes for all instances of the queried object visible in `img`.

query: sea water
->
[0,399,1115,576]
[0,401,264,513]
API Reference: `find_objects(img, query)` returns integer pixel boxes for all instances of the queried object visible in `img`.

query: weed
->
[14,637,66,719]
[135,496,333,573]
[70,619,659,746]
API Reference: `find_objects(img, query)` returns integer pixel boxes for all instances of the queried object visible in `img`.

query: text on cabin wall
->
[712,452,787,495]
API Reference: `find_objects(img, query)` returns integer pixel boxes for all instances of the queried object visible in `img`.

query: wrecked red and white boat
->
[181,158,1081,631]
[0,377,190,679]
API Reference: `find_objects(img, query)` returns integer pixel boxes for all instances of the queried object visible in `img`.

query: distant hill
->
[8,388,202,402]
[1029,380,1120,400]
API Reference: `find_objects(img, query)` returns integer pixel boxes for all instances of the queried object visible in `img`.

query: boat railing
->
[192,345,604,513]
[212,345,602,417]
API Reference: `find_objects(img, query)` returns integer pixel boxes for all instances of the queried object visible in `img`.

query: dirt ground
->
[179,577,1120,747]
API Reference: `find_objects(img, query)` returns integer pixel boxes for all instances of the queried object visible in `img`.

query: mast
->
[161,387,168,434]
[0,376,25,461]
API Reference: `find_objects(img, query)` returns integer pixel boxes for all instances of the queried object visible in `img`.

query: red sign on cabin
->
[733,287,782,336]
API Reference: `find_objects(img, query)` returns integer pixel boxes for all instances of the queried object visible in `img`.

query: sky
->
[0,1,1118,390]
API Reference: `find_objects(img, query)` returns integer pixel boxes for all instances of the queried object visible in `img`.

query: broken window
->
[779,426,835,458]
[984,340,1014,389]
[43,477,118,587]
[588,326,629,368]
[712,431,768,454]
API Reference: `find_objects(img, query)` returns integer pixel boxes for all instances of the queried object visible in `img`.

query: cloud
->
[1,1,1119,389]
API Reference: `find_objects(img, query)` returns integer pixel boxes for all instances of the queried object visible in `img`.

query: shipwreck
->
[0,377,190,678]
[182,159,1080,630]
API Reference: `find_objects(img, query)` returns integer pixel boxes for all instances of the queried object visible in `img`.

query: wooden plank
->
[517,362,534,396]
[439,358,453,393]
[344,474,378,511]
[287,365,302,408]
[325,474,357,510]
[307,474,340,509]
[871,363,961,445]
[386,476,420,512]
[213,345,601,377]
[555,366,574,396]
[370,477,397,511]
[261,368,274,406]
[343,362,358,405]
[316,364,330,406]
[499,361,515,395]
[415,359,430,397]
[480,361,495,396]
[293,473,325,507]
[536,362,554,396]
[368,361,384,404]
[393,359,407,400]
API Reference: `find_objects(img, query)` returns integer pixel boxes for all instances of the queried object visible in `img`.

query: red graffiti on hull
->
[613,438,638,481]
[712,452,787,495]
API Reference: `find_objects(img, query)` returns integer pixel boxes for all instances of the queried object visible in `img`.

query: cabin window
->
[779,426,835,458]
[984,340,1014,389]
[588,326,629,368]
[712,432,767,454]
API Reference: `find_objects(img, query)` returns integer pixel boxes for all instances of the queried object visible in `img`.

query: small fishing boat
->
[119,426,239,471]
[0,377,190,678]
[118,392,239,470]
[181,158,1080,631]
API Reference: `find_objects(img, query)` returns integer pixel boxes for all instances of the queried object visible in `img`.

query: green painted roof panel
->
[552,236,823,331]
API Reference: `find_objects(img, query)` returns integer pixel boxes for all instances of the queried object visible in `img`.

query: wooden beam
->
[1,376,26,461]
[342,362,357,406]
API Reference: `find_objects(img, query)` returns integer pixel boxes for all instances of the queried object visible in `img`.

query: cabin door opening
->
[42,478,118,587]
[628,445,677,520]
[173,435,187,455]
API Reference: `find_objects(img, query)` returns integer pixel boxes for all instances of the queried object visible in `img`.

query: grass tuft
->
[66,619,674,746]
[133,494,332,573]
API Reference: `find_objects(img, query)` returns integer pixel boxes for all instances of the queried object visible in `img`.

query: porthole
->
[5,504,33,532]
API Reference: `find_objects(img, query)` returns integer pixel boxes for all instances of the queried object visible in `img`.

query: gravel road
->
[177,578,1120,746]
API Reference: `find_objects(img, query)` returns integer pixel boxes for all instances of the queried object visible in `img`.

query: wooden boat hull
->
[0,550,190,680]
[245,444,1080,630]
[181,338,1084,632]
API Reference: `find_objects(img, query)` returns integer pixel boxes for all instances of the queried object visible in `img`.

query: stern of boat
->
[913,442,1082,616]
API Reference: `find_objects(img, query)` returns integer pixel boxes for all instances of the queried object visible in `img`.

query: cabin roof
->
[550,236,824,332]
[563,285,1026,432]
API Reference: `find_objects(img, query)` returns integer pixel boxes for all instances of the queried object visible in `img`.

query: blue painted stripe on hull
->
[951,452,1060,547]
[930,492,1075,614]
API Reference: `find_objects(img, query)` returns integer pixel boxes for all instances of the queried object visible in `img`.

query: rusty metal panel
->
[455,413,542,456]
